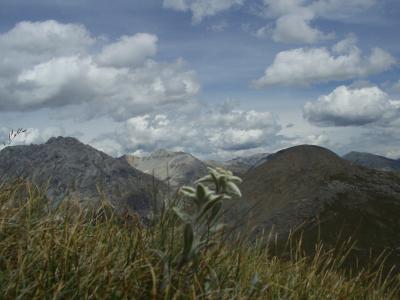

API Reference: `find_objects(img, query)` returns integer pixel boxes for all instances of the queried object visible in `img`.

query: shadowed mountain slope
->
[236,145,400,265]
[0,137,162,215]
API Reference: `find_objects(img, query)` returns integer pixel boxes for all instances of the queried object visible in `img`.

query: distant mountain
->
[121,149,209,189]
[234,145,400,266]
[343,151,400,172]
[0,137,161,215]
[207,153,270,176]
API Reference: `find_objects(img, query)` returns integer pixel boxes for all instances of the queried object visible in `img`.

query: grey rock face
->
[121,149,209,189]
[343,151,400,172]
[0,136,160,215]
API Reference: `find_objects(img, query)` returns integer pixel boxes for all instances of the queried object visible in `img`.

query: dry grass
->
[0,181,399,299]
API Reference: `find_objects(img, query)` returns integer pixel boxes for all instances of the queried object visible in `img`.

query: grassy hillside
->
[1,178,400,299]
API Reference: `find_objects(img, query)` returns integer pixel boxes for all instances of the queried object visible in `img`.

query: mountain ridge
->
[121,149,209,189]
[343,151,400,172]
[0,136,162,215]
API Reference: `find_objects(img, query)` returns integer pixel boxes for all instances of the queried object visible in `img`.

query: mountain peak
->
[263,144,344,171]
[0,137,161,215]
[45,136,82,145]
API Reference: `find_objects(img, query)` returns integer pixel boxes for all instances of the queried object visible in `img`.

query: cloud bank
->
[0,20,200,122]
[92,103,283,158]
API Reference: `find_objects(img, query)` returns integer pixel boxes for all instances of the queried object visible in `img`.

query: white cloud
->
[258,0,376,44]
[94,105,283,158]
[0,21,200,121]
[289,132,337,150]
[262,3,335,44]
[253,36,396,87]
[163,0,245,23]
[272,10,333,44]
[303,85,400,126]
[305,133,331,146]
[0,20,93,57]
[96,33,158,68]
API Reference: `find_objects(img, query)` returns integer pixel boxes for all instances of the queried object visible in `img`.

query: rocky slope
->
[343,151,400,172]
[0,137,162,215]
[234,145,400,265]
[121,149,209,189]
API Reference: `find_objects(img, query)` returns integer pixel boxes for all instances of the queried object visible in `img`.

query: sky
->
[0,0,399,160]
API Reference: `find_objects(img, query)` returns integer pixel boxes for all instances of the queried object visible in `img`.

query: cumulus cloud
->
[163,0,245,23]
[0,20,93,58]
[257,0,376,44]
[303,85,400,126]
[93,104,283,158]
[0,20,200,121]
[96,33,158,68]
[264,4,334,43]
[253,36,396,87]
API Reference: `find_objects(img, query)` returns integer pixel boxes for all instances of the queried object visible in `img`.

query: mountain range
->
[1,136,400,267]
[343,151,400,172]
[121,150,271,189]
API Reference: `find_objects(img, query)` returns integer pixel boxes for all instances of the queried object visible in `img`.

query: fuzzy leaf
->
[195,175,213,184]
[179,186,196,198]
[229,175,243,184]
[196,196,222,222]
[226,181,241,197]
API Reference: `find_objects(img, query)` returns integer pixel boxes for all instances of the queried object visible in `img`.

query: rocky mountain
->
[0,137,162,215]
[343,151,400,172]
[234,145,400,266]
[207,152,270,176]
[121,149,209,189]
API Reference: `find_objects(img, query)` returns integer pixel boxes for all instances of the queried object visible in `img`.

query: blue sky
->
[0,0,399,159]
